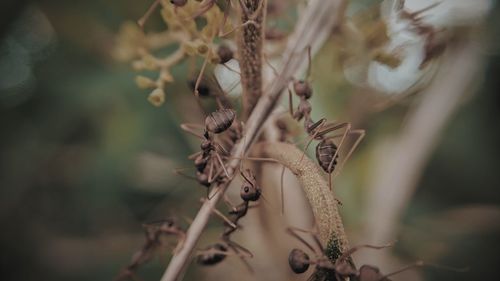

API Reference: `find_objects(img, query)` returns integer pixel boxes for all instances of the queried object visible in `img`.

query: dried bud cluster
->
[114,0,236,106]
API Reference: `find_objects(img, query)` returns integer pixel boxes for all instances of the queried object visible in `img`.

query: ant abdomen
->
[170,0,187,7]
[288,248,310,274]
[205,109,236,134]
[196,243,228,266]
[316,139,339,173]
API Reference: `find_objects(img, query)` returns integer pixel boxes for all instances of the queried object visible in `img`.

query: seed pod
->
[288,249,310,274]
[205,109,236,134]
[316,139,338,173]
[196,243,228,266]
[170,0,187,7]
[217,44,234,64]
[293,80,313,99]
[240,182,261,202]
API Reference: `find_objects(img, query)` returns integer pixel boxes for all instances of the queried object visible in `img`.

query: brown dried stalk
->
[159,1,345,280]
[238,0,266,118]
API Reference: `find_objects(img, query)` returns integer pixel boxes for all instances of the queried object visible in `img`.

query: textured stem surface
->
[238,0,265,118]
[254,142,349,253]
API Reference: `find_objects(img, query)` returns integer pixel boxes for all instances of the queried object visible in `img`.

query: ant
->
[287,47,365,190]
[178,108,237,192]
[287,225,465,281]
[195,168,261,271]
[115,218,186,281]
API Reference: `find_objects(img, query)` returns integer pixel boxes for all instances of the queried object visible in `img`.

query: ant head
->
[200,139,212,151]
[170,0,187,7]
[217,44,234,64]
[196,243,228,266]
[293,80,313,99]
[240,181,261,202]
[288,248,310,274]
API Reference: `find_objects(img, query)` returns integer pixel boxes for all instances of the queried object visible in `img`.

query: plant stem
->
[159,1,345,280]
[253,142,349,253]
[238,0,266,119]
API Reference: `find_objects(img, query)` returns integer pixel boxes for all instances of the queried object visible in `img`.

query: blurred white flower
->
[363,0,492,95]
[214,59,242,97]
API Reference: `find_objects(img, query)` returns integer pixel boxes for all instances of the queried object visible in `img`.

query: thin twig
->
[159,1,345,280]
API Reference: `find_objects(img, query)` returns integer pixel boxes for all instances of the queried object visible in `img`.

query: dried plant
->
[112,0,490,281]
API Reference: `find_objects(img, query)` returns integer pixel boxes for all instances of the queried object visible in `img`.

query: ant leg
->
[280,165,286,215]
[296,118,327,163]
[172,232,186,254]
[173,168,197,181]
[194,55,210,97]
[200,197,237,228]
[214,142,230,156]
[336,242,395,264]
[190,0,216,19]
[381,261,425,279]
[215,152,230,177]
[288,87,294,116]
[221,63,241,75]
[224,156,282,164]
[180,123,205,139]
[306,45,312,81]
[207,159,216,183]
[263,53,279,77]
[226,239,254,258]
[188,150,202,160]
[137,0,161,29]
[333,129,365,178]
[222,194,238,211]
[219,19,259,37]
[286,226,324,253]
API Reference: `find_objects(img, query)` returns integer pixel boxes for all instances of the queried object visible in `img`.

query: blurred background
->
[0,1,499,281]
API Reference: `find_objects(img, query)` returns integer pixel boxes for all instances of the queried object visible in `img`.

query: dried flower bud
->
[197,43,209,55]
[142,54,158,70]
[132,60,146,70]
[160,71,174,83]
[148,88,165,107]
[182,41,198,56]
[135,75,156,89]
